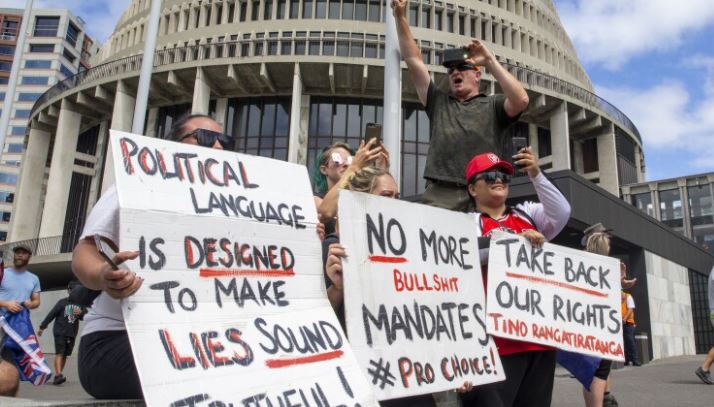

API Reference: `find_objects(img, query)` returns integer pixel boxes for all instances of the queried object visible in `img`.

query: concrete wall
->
[644,251,696,359]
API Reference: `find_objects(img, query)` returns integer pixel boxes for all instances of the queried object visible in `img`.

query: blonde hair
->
[344,166,391,194]
[586,232,611,256]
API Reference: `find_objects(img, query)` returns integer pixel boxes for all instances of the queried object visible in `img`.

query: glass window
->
[337,32,349,57]
[329,0,341,18]
[308,31,320,55]
[226,97,291,160]
[350,33,363,57]
[446,13,454,33]
[408,4,418,26]
[29,43,54,53]
[25,60,52,69]
[264,0,273,19]
[252,1,260,20]
[63,47,77,63]
[0,192,14,203]
[421,6,431,28]
[34,16,59,37]
[368,0,380,21]
[240,1,248,21]
[1,20,18,40]
[303,0,314,18]
[342,0,354,19]
[0,173,18,184]
[14,109,31,118]
[0,61,12,71]
[1,211,10,223]
[316,0,327,18]
[660,189,684,230]
[365,33,378,58]
[435,10,442,30]
[7,144,23,153]
[537,126,552,157]
[21,76,49,85]
[290,0,300,18]
[355,0,367,20]
[66,21,80,47]
[0,45,14,55]
[277,0,287,18]
[60,64,74,78]
[10,126,26,135]
[689,184,713,226]
[582,138,599,173]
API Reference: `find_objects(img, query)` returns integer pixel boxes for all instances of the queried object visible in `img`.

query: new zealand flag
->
[0,308,52,385]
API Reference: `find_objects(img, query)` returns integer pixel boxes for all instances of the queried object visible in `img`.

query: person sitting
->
[71,113,228,399]
[459,148,570,407]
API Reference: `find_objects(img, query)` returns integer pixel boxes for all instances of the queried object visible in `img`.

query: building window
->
[277,0,287,18]
[0,231,6,241]
[290,0,300,18]
[689,184,713,226]
[155,103,192,139]
[0,192,14,203]
[10,126,26,136]
[582,138,599,173]
[66,21,80,47]
[62,48,77,63]
[252,0,260,20]
[14,109,31,119]
[0,173,18,184]
[421,6,431,28]
[264,0,273,19]
[29,43,54,53]
[225,97,291,160]
[342,0,354,19]
[435,10,442,30]
[0,61,12,71]
[689,270,714,352]
[632,192,654,217]
[25,60,52,69]
[7,144,23,153]
[402,104,430,197]
[659,189,684,231]
[316,0,327,18]
[368,0,380,22]
[0,45,14,55]
[34,16,60,37]
[240,1,248,21]
[1,211,10,223]
[308,31,320,55]
[355,0,367,20]
[17,93,42,102]
[21,76,49,85]
[1,20,18,40]
[408,4,418,25]
[329,0,341,18]
[303,0,314,18]
[537,126,552,157]
[60,64,75,78]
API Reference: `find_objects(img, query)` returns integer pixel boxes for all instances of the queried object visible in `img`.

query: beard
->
[13,258,28,268]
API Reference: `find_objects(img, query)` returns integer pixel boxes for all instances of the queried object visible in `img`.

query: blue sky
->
[8,0,714,182]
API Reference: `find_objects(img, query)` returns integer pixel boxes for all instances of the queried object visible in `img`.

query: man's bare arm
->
[392,0,431,105]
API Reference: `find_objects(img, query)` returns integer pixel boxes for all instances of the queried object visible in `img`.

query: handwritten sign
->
[111,131,379,407]
[486,231,624,360]
[338,191,504,400]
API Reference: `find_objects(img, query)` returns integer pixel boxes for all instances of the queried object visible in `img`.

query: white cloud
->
[2,0,130,43]
[596,71,714,170]
[556,0,714,69]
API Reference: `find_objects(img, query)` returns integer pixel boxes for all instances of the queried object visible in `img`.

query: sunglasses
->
[474,170,511,184]
[447,64,475,74]
[328,152,353,167]
[180,128,235,150]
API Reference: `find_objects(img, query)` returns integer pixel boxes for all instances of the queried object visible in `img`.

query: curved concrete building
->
[5,0,713,364]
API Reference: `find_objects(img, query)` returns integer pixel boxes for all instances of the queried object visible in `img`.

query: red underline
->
[505,272,608,298]
[199,268,295,278]
[369,255,408,263]
[265,350,343,368]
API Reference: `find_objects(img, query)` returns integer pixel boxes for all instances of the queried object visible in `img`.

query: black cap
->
[12,244,33,255]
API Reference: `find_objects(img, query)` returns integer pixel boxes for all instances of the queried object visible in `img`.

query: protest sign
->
[338,191,504,400]
[486,231,624,360]
[111,131,378,407]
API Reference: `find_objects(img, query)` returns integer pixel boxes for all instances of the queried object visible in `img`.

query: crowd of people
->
[0,1,712,405]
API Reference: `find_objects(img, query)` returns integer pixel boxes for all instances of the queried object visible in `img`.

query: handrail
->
[30,36,640,143]
[0,235,68,262]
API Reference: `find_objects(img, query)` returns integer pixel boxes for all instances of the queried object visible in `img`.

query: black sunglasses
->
[447,64,474,74]
[474,170,511,185]
[180,128,235,150]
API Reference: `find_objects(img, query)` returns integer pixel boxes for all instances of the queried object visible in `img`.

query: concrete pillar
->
[288,64,303,164]
[221,0,231,24]
[87,120,110,212]
[572,140,584,174]
[38,100,81,238]
[596,124,619,195]
[549,101,570,170]
[513,27,521,53]
[504,25,512,49]
[678,178,692,238]
[210,2,219,25]
[494,21,502,46]
[528,123,538,158]
[8,127,51,241]
[103,80,136,194]
[475,15,482,39]
[192,67,211,114]
[145,107,159,138]
[485,18,493,42]
[214,97,228,128]
[650,183,661,220]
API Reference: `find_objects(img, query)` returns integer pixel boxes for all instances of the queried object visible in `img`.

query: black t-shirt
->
[424,81,520,185]
[39,297,85,337]
[314,191,337,236]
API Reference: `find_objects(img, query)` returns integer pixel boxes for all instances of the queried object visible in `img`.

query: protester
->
[312,142,356,237]
[0,244,41,396]
[71,113,228,399]
[458,148,570,407]
[622,289,640,366]
[694,266,714,385]
[391,0,529,211]
[37,283,86,385]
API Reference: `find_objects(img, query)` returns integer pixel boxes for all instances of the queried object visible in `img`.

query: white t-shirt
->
[79,185,125,336]
[626,294,635,309]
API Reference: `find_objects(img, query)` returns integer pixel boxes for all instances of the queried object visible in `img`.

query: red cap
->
[464,152,515,183]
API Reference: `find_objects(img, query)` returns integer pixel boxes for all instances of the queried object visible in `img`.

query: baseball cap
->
[580,222,613,246]
[465,152,515,184]
[12,244,32,255]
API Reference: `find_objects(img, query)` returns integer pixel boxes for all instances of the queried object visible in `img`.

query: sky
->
[6,0,714,182]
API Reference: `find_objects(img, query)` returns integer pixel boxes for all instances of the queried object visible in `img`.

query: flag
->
[556,350,601,391]
[0,308,52,385]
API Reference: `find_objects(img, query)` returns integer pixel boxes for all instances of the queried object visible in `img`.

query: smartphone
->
[94,234,119,270]
[511,136,528,168]
[365,123,382,145]
[443,47,469,67]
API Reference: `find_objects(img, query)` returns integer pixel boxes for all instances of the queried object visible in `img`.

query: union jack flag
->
[0,308,52,385]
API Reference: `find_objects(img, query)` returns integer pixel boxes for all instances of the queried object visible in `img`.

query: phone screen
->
[365,123,382,145]
[94,234,119,270]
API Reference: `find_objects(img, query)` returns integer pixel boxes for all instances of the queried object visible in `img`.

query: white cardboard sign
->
[111,131,379,407]
[486,231,625,360]
[339,191,504,400]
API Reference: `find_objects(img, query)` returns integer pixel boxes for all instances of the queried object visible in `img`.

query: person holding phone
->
[391,0,529,212]
[71,113,227,400]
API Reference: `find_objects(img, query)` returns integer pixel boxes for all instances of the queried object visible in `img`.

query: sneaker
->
[695,367,713,384]
[603,393,619,407]
[52,374,66,385]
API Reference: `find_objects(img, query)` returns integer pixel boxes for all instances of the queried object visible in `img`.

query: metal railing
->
[0,235,67,262]
[29,35,641,143]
